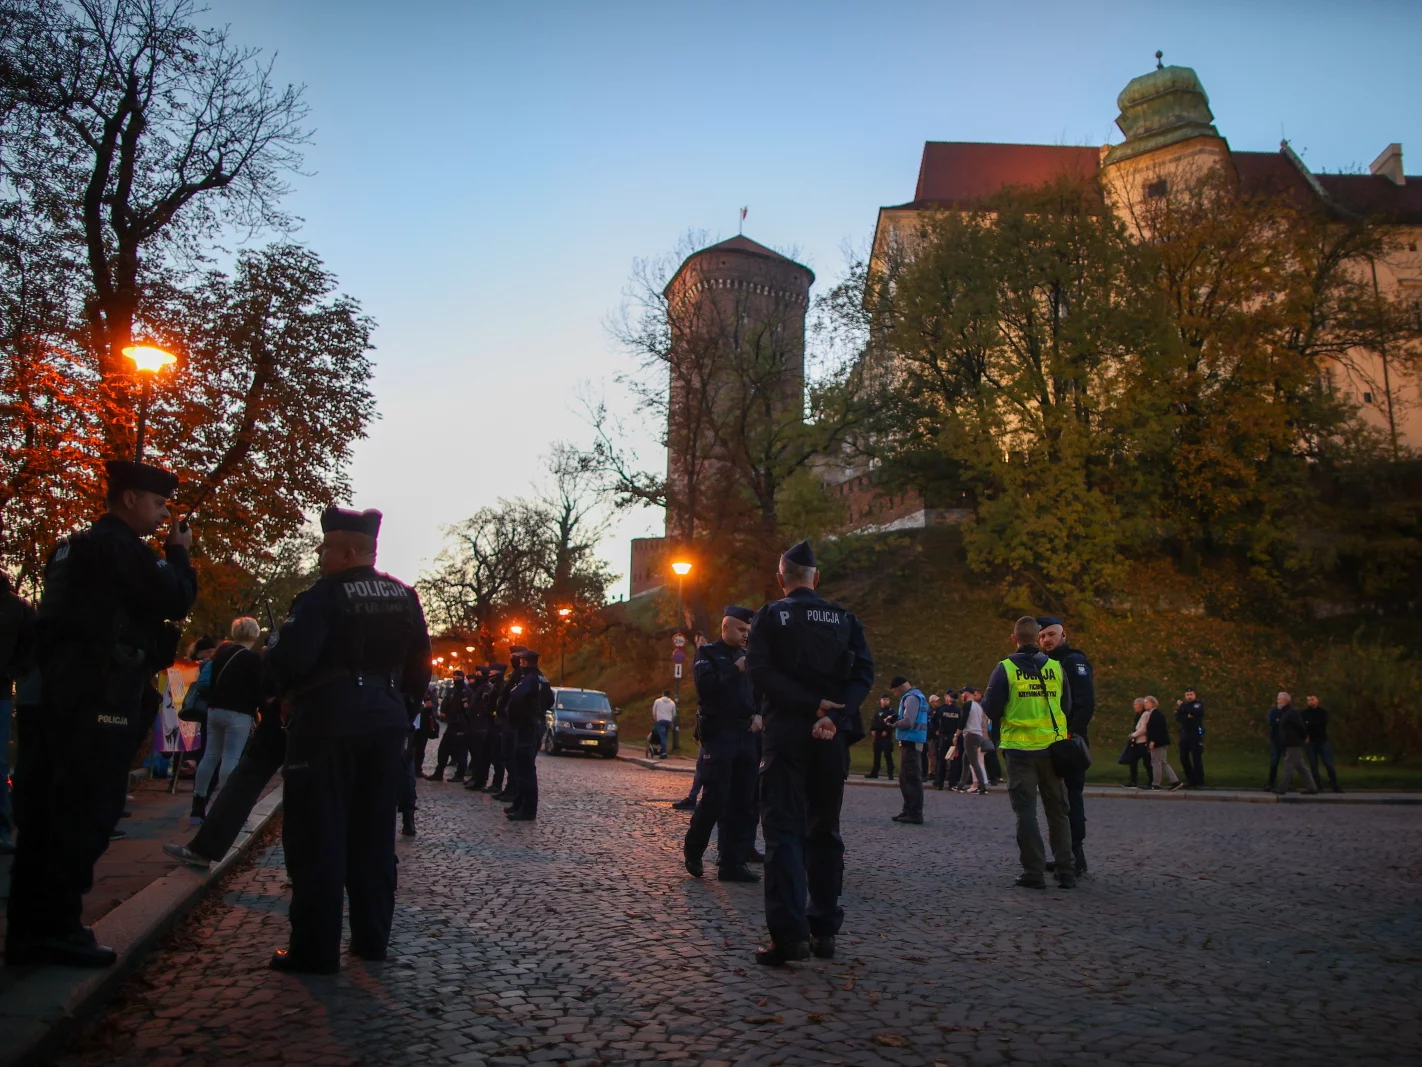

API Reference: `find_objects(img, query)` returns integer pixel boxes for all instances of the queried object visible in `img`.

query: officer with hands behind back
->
[683,605,762,883]
[6,460,196,968]
[747,540,874,967]
[504,649,554,821]
[265,506,431,974]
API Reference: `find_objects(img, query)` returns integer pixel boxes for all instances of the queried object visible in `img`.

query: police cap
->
[1035,616,1063,629]
[723,605,755,623]
[781,539,816,568]
[105,459,179,499]
[521,649,541,661]
[508,645,528,656]
[488,663,507,674]
[320,506,382,538]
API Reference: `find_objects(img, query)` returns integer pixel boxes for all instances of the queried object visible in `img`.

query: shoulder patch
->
[1076,663,1088,675]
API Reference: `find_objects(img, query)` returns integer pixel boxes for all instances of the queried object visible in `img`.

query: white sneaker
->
[163,842,211,869]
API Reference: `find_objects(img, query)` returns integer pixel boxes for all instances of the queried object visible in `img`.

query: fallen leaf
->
[874,1032,906,1048]
[808,1012,823,1023]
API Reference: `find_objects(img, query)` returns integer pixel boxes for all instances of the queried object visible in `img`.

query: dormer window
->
[1145,179,1168,199]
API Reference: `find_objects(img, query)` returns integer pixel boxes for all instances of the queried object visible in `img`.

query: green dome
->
[1106,61,1220,165]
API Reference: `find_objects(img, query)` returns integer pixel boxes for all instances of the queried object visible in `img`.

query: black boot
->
[189,794,207,825]
[717,863,760,883]
[400,811,416,837]
[809,935,835,959]
[1073,843,1087,874]
[755,941,811,967]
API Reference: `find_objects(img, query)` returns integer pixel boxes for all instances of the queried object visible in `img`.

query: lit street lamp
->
[670,560,692,752]
[557,607,572,685]
[122,344,177,463]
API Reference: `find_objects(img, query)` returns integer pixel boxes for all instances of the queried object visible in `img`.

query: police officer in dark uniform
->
[1036,616,1094,875]
[477,664,507,793]
[491,647,527,802]
[933,691,963,790]
[504,650,553,821]
[432,669,470,781]
[683,605,762,883]
[463,666,493,791]
[265,506,431,973]
[747,541,874,966]
[1176,688,1205,788]
[6,460,196,967]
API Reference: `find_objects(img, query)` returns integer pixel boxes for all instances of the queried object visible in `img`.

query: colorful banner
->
[153,659,203,754]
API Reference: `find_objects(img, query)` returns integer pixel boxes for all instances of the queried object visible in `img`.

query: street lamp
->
[122,344,177,463]
[509,624,523,637]
[557,607,572,685]
[670,560,693,752]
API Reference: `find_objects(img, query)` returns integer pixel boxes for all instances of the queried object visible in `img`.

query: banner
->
[153,659,203,754]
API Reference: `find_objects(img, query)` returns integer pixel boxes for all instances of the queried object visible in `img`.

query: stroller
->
[645,728,662,759]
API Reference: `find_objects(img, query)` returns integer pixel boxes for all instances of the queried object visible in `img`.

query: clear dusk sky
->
[205,0,1420,598]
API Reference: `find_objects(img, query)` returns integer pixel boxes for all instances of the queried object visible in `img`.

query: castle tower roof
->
[1105,60,1220,166]
[664,235,814,297]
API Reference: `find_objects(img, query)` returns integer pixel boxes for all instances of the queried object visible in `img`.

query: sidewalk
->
[0,772,281,1067]
[617,753,1421,804]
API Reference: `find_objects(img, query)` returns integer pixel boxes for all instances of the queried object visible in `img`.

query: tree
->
[0,0,309,455]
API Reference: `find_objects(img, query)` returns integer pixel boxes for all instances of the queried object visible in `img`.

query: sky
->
[205,0,1421,598]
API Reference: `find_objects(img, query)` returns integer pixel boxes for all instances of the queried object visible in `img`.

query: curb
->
[616,754,1420,804]
[0,789,284,1067]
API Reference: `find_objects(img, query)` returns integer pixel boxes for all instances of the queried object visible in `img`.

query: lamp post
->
[557,607,572,684]
[122,344,177,463]
[670,560,692,752]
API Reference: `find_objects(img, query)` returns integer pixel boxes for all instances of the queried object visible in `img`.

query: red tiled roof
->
[1232,151,1319,206]
[912,142,1102,208]
[1315,172,1422,225]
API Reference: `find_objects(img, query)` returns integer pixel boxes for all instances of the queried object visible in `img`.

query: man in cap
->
[1175,687,1205,788]
[491,646,527,802]
[463,666,494,791]
[265,506,431,973]
[683,605,762,882]
[1036,616,1095,875]
[504,650,554,821]
[747,540,874,966]
[477,664,509,794]
[6,460,196,967]
[431,668,470,782]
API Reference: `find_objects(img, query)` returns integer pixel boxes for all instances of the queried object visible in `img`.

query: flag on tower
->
[739,206,748,233]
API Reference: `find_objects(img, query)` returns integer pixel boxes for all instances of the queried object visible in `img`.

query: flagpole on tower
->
[739,206,747,235]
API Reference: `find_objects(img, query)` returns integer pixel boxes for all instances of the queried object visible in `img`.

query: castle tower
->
[660,236,814,545]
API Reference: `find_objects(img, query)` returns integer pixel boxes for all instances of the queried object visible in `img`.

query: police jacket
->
[441,680,471,731]
[507,669,553,734]
[495,667,523,728]
[870,706,895,737]
[266,564,431,737]
[1176,699,1205,742]
[36,513,197,705]
[467,679,492,727]
[936,704,963,742]
[484,675,507,724]
[693,640,755,732]
[746,586,874,742]
[1046,643,1095,738]
[0,586,36,698]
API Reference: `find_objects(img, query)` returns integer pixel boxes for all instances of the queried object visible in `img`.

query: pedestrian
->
[889,676,928,824]
[1141,696,1183,790]
[1037,617,1095,876]
[0,572,36,857]
[413,689,438,779]
[866,695,896,778]
[1272,692,1319,796]
[431,669,470,781]
[1176,688,1205,787]
[933,690,962,790]
[982,616,1075,889]
[491,648,526,802]
[1122,698,1153,787]
[504,650,553,821]
[6,460,196,967]
[683,606,761,882]
[188,617,264,826]
[1302,694,1341,793]
[265,506,431,974]
[650,689,676,757]
[1265,696,1285,790]
[747,540,873,966]
[959,687,992,794]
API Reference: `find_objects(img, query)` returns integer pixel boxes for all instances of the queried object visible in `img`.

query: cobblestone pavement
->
[54,755,1422,1067]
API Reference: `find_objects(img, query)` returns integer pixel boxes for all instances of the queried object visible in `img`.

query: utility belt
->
[697,711,752,735]
[353,671,397,688]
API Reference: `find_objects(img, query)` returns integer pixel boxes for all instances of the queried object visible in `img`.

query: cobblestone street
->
[54,755,1422,1067]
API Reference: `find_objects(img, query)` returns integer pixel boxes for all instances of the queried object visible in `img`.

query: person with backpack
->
[188,618,264,826]
[504,649,554,821]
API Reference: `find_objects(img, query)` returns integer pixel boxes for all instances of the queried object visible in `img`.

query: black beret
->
[1035,616,1063,628]
[106,459,179,499]
[320,506,382,537]
[889,675,908,688]
[782,539,816,568]
[723,605,755,623]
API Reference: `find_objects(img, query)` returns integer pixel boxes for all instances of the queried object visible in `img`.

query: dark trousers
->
[433,727,467,778]
[282,728,405,969]
[1179,740,1205,787]
[190,709,286,862]
[898,740,924,818]
[465,727,491,788]
[1267,740,1283,788]
[984,748,1003,783]
[511,728,541,816]
[6,696,144,949]
[1004,750,1073,880]
[933,737,954,788]
[760,714,845,947]
[410,734,430,777]
[685,728,757,868]
[487,722,509,791]
[1063,764,1086,848]
[498,723,518,795]
[1126,745,1151,785]
[684,745,708,803]
[397,730,419,814]
[869,735,894,777]
[1307,740,1339,791]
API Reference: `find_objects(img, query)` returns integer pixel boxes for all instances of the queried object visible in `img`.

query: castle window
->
[1145,179,1168,199]
[1362,391,1374,404]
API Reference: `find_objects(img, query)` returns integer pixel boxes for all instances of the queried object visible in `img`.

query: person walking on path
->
[651,690,676,758]
[188,617,264,825]
[959,688,992,794]
[889,676,927,824]
[1272,693,1319,796]
[1142,696,1183,790]
[1175,688,1205,787]
[1303,695,1341,793]
[1265,697,1285,790]
[982,616,1075,889]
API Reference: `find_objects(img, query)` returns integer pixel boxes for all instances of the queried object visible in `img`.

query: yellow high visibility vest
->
[998,656,1067,750]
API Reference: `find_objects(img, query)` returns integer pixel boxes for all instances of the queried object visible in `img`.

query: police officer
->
[491,646,527,803]
[933,691,963,790]
[432,669,470,781]
[1035,616,1094,875]
[504,649,552,821]
[1176,687,1205,788]
[463,666,493,791]
[683,606,762,883]
[6,460,196,967]
[478,663,508,794]
[265,506,431,973]
[747,540,874,966]
[866,695,895,779]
